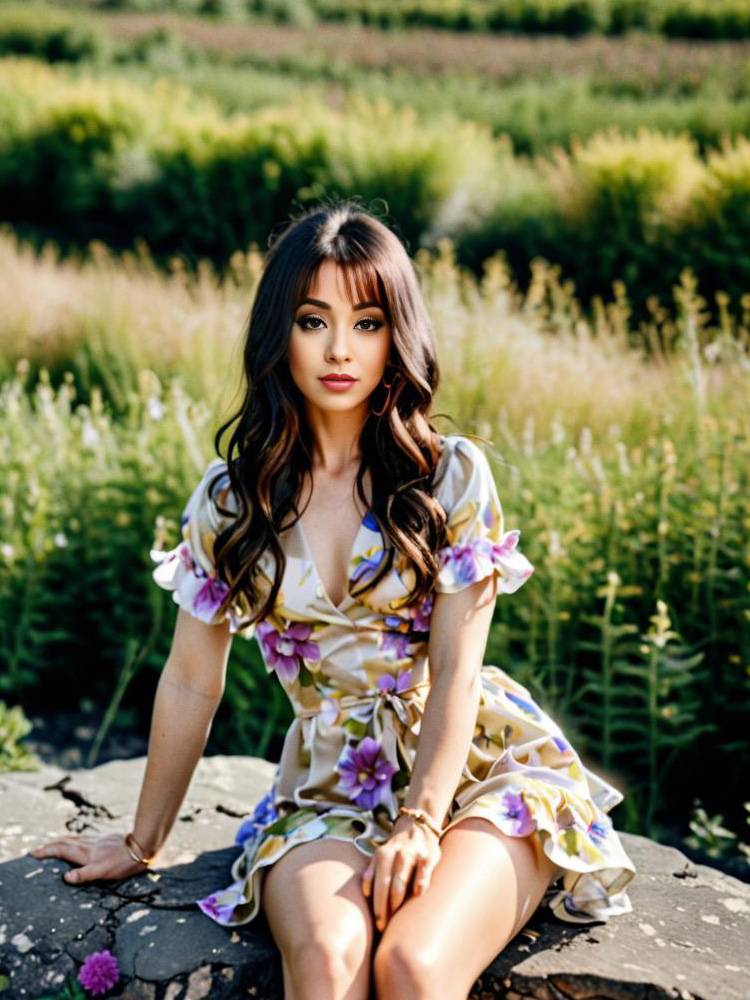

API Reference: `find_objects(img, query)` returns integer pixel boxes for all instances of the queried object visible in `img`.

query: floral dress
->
[151,434,636,927]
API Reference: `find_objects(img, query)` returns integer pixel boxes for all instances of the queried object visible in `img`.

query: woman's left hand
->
[361,814,442,931]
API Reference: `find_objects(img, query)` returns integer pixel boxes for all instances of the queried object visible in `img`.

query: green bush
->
[0,4,110,62]
[661,0,750,40]
[0,701,40,772]
[4,60,750,321]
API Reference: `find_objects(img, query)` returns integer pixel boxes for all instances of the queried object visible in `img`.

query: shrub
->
[0,4,110,63]
[0,701,40,772]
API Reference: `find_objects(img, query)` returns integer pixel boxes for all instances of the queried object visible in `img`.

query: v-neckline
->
[295,513,369,613]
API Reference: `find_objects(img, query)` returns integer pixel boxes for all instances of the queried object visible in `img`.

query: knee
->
[372,937,442,1000]
[288,932,369,999]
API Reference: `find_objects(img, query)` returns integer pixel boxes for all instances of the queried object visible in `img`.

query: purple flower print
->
[438,537,495,587]
[256,620,321,683]
[495,786,535,836]
[376,668,413,695]
[553,735,572,754]
[193,575,231,618]
[409,593,433,633]
[336,736,397,810]
[77,949,120,995]
[438,529,534,593]
[196,884,243,924]
[235,784,279,847]
[380,629,412,659]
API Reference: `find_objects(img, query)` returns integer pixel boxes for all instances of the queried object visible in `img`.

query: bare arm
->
[362,572,498,927]
[30,608,233,882]
[129,608,233,855]
[400,572,498,827]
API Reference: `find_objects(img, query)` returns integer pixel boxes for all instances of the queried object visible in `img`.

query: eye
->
[297,314,324,330]
[356,318,383,332]
[296,314,383,332]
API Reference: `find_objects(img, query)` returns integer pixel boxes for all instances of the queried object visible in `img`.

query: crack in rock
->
[43,776,118,822]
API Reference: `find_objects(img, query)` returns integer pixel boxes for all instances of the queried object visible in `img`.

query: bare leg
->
[372,816,562,1000]
[262,837,375,1000]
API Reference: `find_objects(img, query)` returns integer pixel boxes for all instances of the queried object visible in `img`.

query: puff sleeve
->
[434,435,535,595]
[150,458,255,636]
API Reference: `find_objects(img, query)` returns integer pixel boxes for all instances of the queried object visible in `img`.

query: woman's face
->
[288,259,392,422]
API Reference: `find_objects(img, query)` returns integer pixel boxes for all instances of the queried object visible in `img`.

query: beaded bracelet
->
[124,832,155,868]
[397,806,442,840]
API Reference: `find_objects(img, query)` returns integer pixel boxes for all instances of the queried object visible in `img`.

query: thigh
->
[261,837,376,992]
[374,817,560,999]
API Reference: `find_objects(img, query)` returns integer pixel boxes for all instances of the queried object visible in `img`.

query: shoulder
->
[184,458,239,534]
[434,434,495,504]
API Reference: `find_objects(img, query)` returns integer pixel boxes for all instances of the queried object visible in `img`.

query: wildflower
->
[77,949,119,995]
[148,396,164,421]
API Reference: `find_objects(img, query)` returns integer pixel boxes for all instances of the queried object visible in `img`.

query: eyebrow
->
[298,297,383,311]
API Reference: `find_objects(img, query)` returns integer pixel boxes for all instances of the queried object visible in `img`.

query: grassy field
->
[2,1,750,872]
[2,226,749,868]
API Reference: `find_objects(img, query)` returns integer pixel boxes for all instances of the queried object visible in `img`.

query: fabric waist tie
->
[293,680,432,791]
[293,680,432,720]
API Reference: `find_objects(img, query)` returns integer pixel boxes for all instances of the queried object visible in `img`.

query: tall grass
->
[1,228,748,854]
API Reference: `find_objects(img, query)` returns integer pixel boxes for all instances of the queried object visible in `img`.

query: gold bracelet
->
[397,806,442,840]
[124,832,155,868]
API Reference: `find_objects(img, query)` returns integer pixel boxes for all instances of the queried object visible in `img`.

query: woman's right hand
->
[28,833,153,884]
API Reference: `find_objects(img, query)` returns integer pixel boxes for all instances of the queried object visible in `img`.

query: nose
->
[324,324,352,363]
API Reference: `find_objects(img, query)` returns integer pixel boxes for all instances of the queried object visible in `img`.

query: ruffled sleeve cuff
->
[150,459,256,637]
[435,528,535,595]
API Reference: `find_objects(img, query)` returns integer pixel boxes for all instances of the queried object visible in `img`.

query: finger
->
[29,837,80,858]
[412,855,433,895]
[31,841,89,866]
[64,863,107,885]
[361,858,375,897]
[372,854,394,931]
[388,859,413,914]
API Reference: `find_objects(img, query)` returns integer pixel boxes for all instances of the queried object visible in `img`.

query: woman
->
[31,200,636,1000]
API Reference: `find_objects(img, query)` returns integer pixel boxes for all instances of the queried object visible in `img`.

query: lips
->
[320,375,357,383]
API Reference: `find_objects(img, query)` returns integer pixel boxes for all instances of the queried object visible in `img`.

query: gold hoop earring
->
[372,371,395,417]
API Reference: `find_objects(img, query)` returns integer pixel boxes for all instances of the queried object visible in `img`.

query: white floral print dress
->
[151,434,636,927]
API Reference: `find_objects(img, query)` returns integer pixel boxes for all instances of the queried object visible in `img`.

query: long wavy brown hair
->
[209,198,452,626]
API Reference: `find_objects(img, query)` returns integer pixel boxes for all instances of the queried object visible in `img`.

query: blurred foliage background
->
[1,0,749,878]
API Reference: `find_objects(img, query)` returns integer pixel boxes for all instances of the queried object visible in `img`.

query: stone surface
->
[1,756,749,1000]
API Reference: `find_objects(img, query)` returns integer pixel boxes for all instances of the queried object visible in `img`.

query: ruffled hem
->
[440,794,635,924]
[196,775,635,928]
[196,806,382,927]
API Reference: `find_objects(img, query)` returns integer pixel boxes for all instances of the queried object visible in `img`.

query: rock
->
[1,756,748,1000]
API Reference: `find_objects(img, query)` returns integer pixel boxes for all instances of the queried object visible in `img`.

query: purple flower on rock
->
[335,736,397,810]
[256,620,321,683]
[77,949,120,996]
[495,786,535,836]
